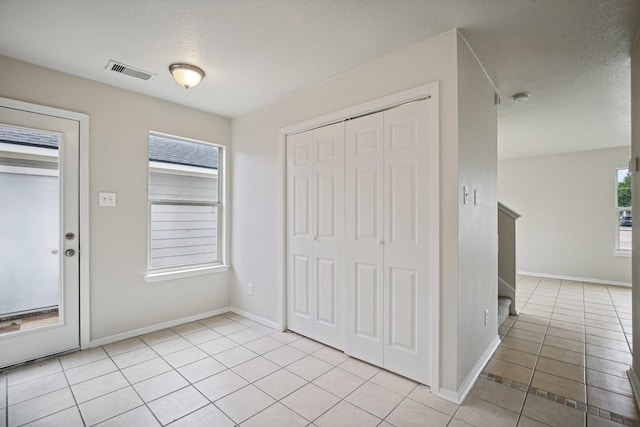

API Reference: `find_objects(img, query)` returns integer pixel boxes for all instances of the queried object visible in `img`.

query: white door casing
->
[284,84,439,387]
[0,106,81,368]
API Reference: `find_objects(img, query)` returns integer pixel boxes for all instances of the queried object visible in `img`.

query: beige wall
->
[231,29,460,394]
[231,29,498,396]
[0,56,232,341]
[0,28,500,397]
[456,36,499,385]
[498,147,632,284]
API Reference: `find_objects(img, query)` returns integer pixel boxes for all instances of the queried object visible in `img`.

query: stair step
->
[498,296,512,327]
[498,296,512,307]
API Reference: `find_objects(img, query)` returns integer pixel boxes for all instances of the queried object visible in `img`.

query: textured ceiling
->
[0,0,638,159]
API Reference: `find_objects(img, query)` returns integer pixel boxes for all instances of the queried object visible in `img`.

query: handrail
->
[498,276,515,293]
[498,202,521,220]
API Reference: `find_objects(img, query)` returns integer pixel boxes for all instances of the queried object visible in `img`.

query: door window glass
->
[0,125,61,335]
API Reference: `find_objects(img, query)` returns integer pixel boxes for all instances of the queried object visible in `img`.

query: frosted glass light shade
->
[169,64,205,89]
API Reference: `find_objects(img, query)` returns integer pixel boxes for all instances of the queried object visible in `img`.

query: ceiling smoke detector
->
[512,92,529,104]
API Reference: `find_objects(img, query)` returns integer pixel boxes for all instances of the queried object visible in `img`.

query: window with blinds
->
[148,133,222,271]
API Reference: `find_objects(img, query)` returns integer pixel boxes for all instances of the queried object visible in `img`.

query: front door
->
[0,104,80,368]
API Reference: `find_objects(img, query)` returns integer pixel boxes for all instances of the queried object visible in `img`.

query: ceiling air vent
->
[105,60,155,81]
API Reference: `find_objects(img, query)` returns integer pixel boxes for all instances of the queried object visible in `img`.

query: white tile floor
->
[1,276,637,426]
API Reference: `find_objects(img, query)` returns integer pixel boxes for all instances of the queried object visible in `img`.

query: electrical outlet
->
[484,309,489,326]
[248,283,254,296]
[99,192,116,207]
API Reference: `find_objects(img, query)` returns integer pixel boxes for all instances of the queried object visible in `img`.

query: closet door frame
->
[280,82,440,389]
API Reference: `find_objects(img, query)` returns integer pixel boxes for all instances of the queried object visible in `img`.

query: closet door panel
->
[355,262,379,338]
[383,100,433,384]
[317,257,336,324]
[288,94,437,387]
[312,123,344,349]
[293,176,311,236]
[287,131,315,337]
[388,164,417,244]
[345,113,384,365]
[317,174,336,238]
[293,255,311,317]
[355,169,378,240]
[388,267,417,351]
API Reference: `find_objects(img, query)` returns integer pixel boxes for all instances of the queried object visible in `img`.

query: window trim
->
[144,264,229,283]
[147,131,226,277]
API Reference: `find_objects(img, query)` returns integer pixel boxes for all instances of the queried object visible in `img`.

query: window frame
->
[145,131,226,281]
[614,167,632,256]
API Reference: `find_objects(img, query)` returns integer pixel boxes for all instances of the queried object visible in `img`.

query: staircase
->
[498,202,521,325]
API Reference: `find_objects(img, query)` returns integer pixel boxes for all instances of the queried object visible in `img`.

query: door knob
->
[65,249,76,257]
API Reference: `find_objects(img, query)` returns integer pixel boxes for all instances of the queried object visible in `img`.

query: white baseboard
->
[628,367,640,410]
[436,335,501,404]
[518,271,631,288]
[89,306,281,348]
[229,307,281,331]
[89,307,231,347]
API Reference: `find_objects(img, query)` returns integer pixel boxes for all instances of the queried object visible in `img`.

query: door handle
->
[65,249,76,257]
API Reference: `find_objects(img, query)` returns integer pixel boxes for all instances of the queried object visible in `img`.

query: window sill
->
[613,250,632,258]
[145,265,230,283]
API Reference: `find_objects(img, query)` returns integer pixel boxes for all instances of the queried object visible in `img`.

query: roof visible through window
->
[149,134,218,170]
[0,126,59,149]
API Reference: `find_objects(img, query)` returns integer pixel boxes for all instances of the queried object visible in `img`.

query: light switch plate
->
[99,192,117,207]
[463,186,470,205]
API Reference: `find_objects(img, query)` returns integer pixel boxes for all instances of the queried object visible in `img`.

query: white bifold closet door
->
[286,122,345,350]
[345,99,433,385]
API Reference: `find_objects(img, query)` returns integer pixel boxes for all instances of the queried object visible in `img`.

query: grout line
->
[97,332,168,426]
[58,357,87,427]
[6,284,634,426]
[3,314,420,426]
[481,372,637,427]
[505,278,638,427]
[580,282,588,421]
[606,284,634,354]
[514,276,556,426]
[6,360,83,427]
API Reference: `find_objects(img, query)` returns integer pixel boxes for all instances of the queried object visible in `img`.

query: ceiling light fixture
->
[169,63,205,89]
[512,92,529,104]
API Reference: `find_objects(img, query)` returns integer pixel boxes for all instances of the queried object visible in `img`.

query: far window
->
[616,168,632,252]
[148,133,222,272]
